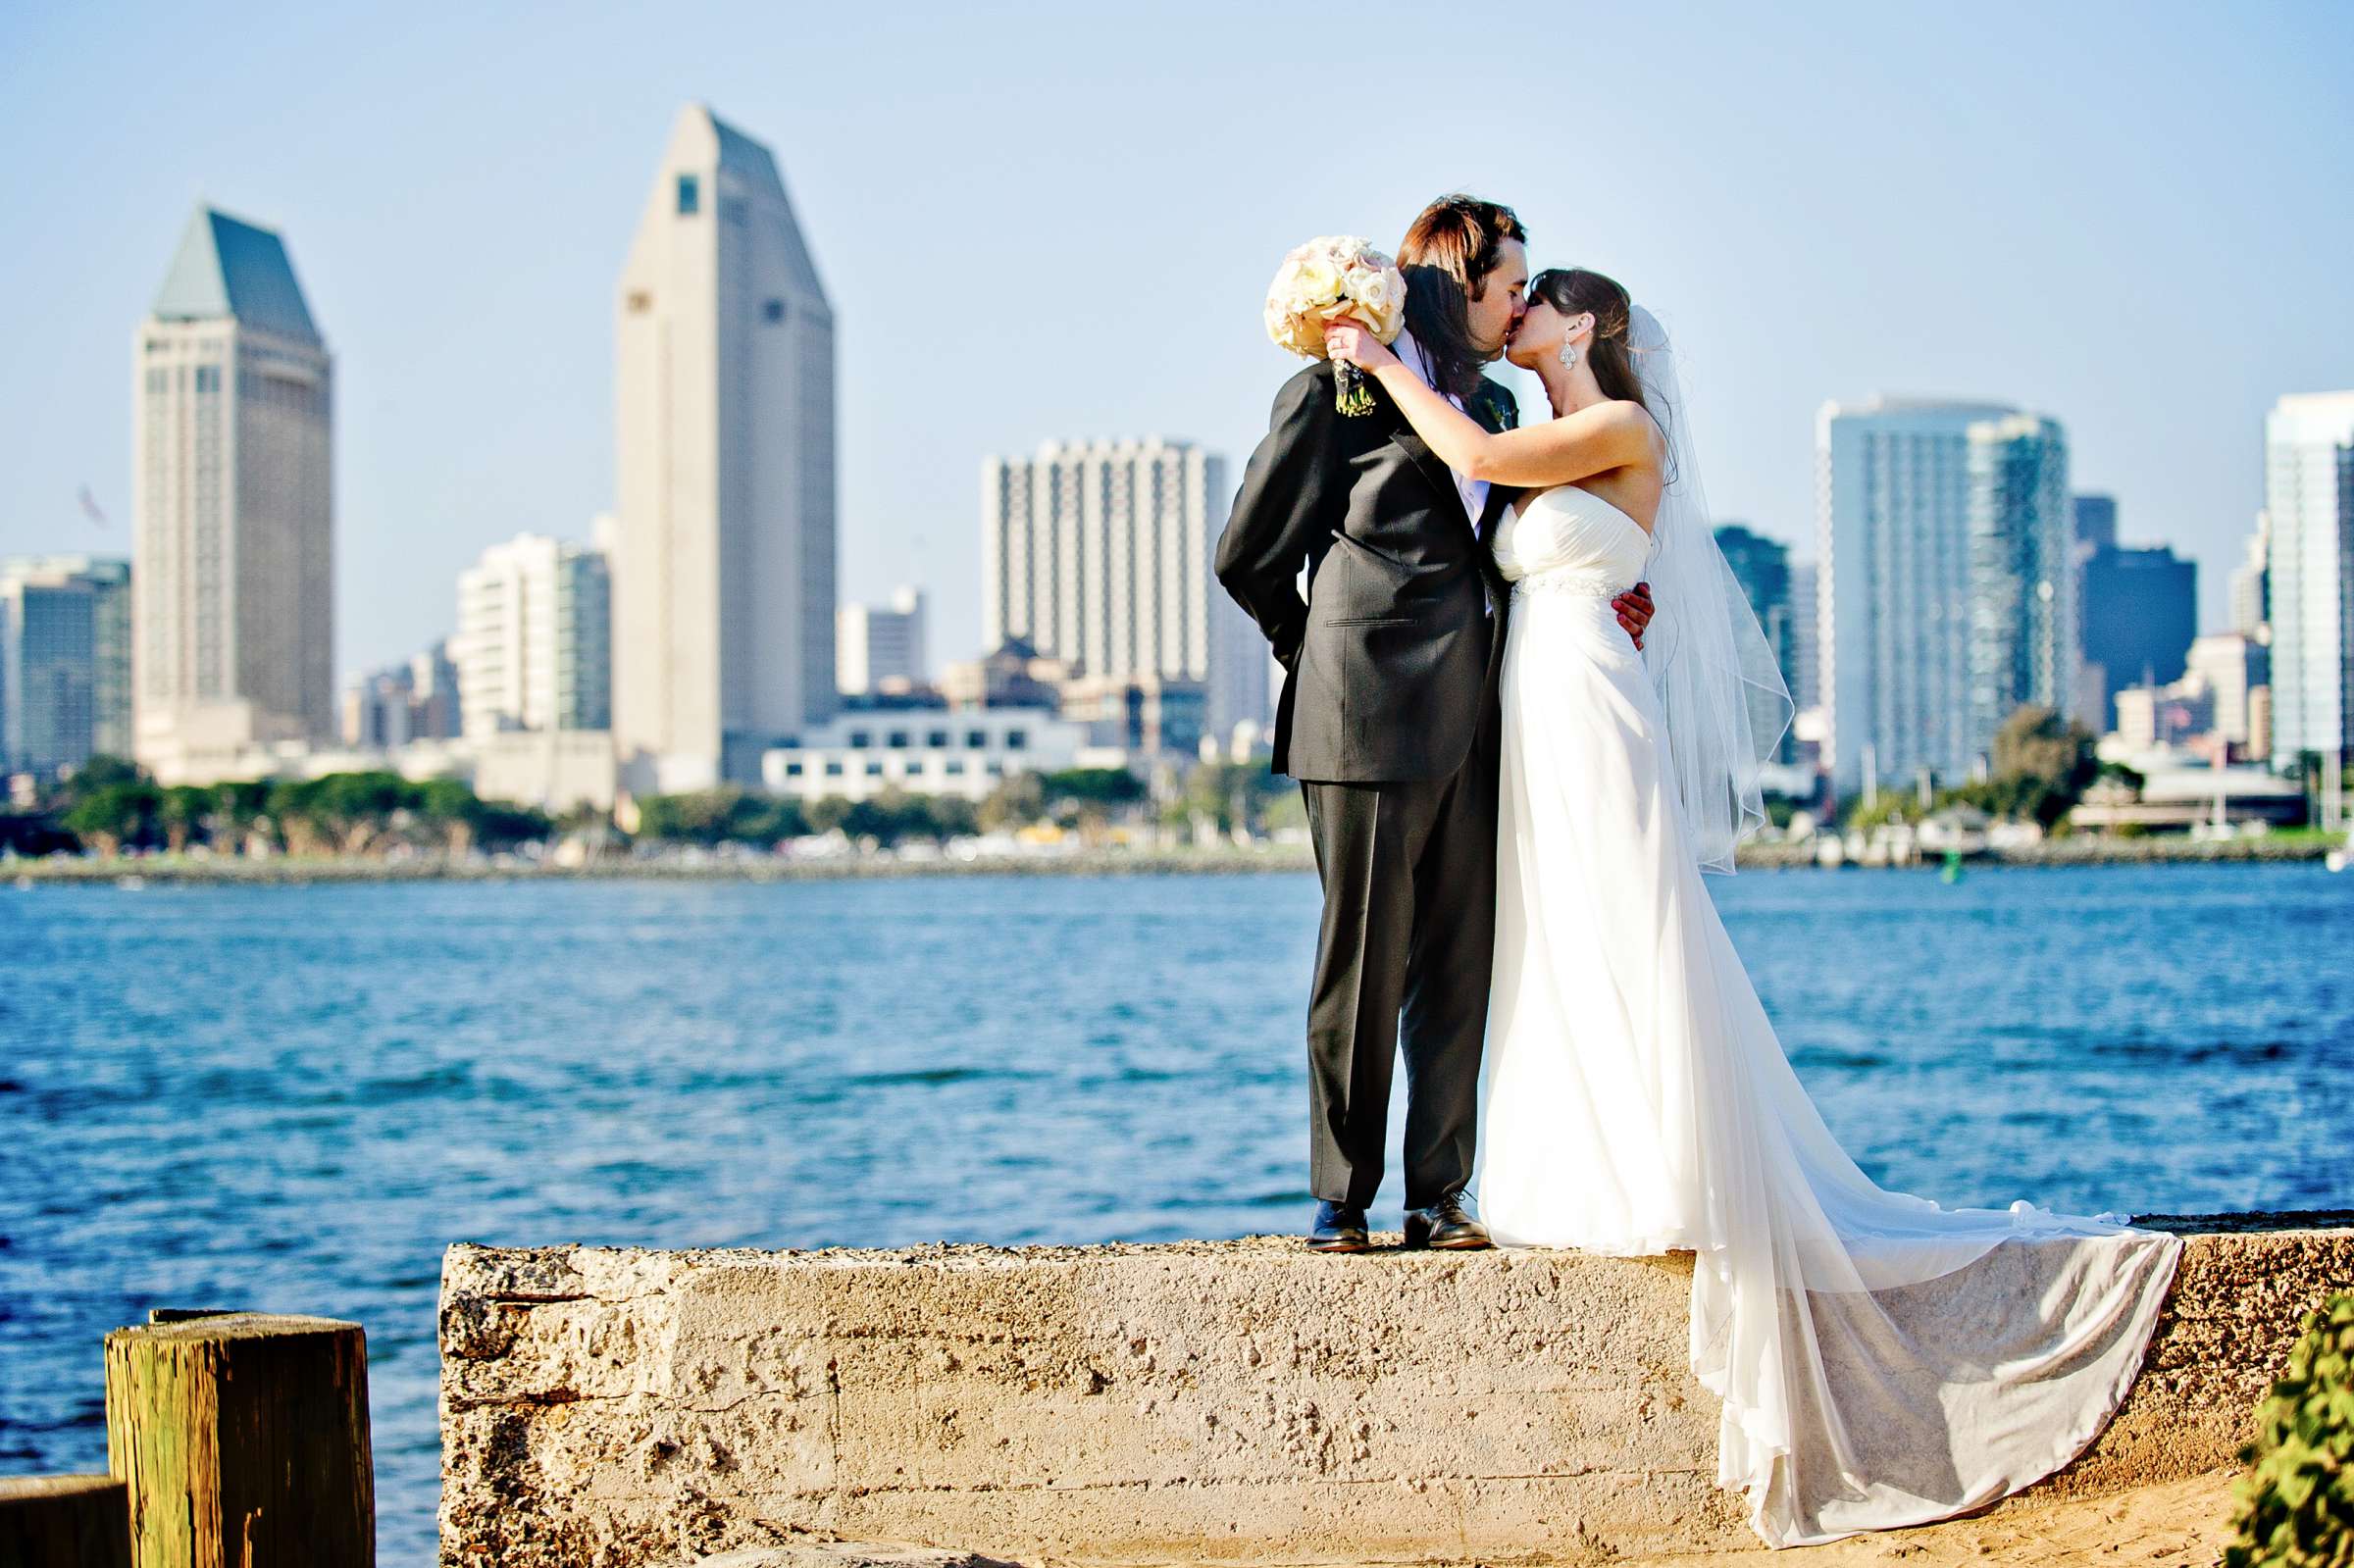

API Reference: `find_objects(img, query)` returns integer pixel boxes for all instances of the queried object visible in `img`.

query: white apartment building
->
[2264,391,2354,773]
[132,206,333,771]
[760,707,1085,803]
[2185,632,2271,751]
[453,533,610,738]
[837,586,927,694]
[614,103,837,792]
[982,437,1268,746]
[1816,398,2075,794]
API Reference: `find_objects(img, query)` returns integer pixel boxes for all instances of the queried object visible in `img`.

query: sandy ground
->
[1615,1470,2239,1566]
[689,1473,2246,1568]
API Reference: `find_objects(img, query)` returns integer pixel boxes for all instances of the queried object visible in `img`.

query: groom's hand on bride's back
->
[1614,582,1655,650]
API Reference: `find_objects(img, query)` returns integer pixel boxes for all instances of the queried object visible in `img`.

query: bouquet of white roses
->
[1263,234,1407,417]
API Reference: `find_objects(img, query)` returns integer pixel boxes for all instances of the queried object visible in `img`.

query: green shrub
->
[2226,1292,2354,1567]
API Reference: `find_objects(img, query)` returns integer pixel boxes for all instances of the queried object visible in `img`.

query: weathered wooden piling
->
[0,1474,132,1567]
[104,1312,373,1567]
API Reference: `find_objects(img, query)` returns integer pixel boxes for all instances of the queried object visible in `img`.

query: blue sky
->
[1,1,2346,679]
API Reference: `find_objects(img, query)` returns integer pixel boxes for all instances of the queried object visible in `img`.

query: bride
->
[1322,273,2181,1548]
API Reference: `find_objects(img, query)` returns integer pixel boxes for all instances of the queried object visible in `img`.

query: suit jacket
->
[1215,359,1517,784]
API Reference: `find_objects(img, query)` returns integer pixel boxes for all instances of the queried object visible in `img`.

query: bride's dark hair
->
[1530,268,1650,417]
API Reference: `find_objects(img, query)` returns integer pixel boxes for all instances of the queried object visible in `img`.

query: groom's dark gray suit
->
[1215,357,1516,1211]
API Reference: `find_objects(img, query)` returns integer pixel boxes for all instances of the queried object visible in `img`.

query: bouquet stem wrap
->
[1334,362,1375,417]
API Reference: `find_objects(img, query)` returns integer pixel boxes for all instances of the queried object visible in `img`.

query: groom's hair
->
[1398,194,1526,399]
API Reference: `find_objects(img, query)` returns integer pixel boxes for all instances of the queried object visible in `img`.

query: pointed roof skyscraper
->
[613,103,839,791]
[150,205,322,344]
[132,203,335,769]
[704,106,830,306]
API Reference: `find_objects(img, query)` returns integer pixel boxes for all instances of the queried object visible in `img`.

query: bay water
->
[2,863,2348,1561]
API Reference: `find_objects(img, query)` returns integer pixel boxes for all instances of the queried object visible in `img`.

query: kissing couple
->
[1213,193,2181,1547]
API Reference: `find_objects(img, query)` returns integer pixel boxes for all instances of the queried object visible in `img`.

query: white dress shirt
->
[1392,329,1490,531]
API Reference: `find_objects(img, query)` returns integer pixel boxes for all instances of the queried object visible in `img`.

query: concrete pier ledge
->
[438,1215,2353,1567]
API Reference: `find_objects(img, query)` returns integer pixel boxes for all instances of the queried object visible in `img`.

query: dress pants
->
[1298,712,1499,1211]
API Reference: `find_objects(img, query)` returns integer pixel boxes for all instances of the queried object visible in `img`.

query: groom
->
[1215,194,1653,1253]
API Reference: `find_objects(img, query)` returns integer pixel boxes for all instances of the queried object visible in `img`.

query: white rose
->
[1267,236,1403,361]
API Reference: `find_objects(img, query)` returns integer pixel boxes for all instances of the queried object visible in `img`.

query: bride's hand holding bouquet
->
[1319,319,1399,375]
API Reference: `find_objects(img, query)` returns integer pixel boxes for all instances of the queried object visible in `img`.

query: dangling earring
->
[1558,339,1578,370]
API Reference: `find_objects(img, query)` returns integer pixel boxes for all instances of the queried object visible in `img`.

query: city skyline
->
[1,3,2345,683]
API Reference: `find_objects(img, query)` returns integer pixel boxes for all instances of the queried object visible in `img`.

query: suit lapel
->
[1391,428,1466,519]
[1373,367,1520,529]
[1368,378,1464,515]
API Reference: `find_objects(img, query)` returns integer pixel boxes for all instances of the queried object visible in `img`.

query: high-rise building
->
[1786,560,1820,714]
[2069,492,2119,727]
[614,104,836,791]
[453,533,611,738]
[132,206,333,771]
[410,638,462,739]
[2186,632,2271,752]
[981,436,1267,745]
[2229,513,2271,642]
[2,557,128,777]
[1713,523,1796,761]
[2265,391,2354,773]
[2080,542,2197,733]
[1816,399,2075,794]
[341,637,464,749]
[0,556,130,773]
[837,586,927,695]
[341,663,417,750]
[1966,414,2077,763]
[2073,493,2118,552]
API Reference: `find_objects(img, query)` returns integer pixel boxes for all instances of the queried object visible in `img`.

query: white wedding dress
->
[1475,482,2183,1548]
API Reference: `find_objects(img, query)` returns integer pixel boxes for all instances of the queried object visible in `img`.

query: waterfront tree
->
[926,794,980,839]
[1988,706,2100,829]
[61,779,161,854]
[205,780,272,853]
[842,789,961,847]
[51,754,144,811]
[978,774,1044,834]
[310,771,413,854]
[157,785,212,853]
[633,788,808,847]
[414,777,486,853]
[1040,769,1147,808]
[1170,760,1292,838]
[805,795,854,835]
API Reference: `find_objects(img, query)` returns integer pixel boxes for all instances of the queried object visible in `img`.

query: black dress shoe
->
[1404,1191,1493,1250]
[1308,1199,1371,1252]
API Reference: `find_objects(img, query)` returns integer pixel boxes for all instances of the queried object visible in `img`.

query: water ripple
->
[0,863,2346,1565]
